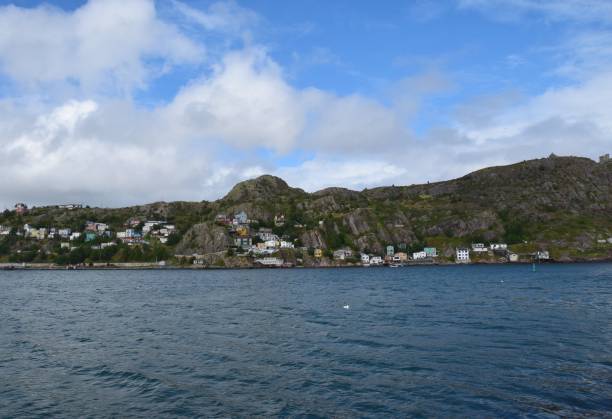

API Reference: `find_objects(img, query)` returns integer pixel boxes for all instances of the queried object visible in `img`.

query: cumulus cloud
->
[0,0,203,92]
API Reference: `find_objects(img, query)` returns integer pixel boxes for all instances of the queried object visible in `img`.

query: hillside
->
[1,154,611,265]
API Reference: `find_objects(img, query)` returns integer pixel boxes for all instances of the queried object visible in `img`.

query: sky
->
[0,0,611,209]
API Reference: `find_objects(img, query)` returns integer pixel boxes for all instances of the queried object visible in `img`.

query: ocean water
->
[1,265,611,418]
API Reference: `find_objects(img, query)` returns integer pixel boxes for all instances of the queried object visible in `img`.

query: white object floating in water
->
[500,280,504,283]
[343,304,350,310]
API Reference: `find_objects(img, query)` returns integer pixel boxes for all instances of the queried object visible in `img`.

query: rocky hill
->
[2,154,611,263]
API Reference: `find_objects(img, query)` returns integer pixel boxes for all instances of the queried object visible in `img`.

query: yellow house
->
[235,226,249,237]
[314,248,323,258]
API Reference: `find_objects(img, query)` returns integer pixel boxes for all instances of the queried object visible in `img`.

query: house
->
[96,223,109,232]
[386,245,395,256]
[257,228,277,242]
[60,242,70,249]
[255,257,284,267]
[471,243,488,252]
[234,237,252,248]
[508,253,519,262]
[274,214,285,227]
[597,239,607,244]
[370,256,383,265]
[58,228,71,238]
[490,243,508,251]
[215,214,229,225]
[333,249,353,260]
[143,221,165,234]
[600,153,610,163]
[456,248,470,263]
[423,247,438,257]
[234,211,248,225]
[14,203,28,215]
[394,252,408,262]
[314,248,323,258]
[361,254,370,265]
[0,225,10,236]
[280,241,294,249]
[85,232,97,242]
[536,250,550,260]
[58,204,83,210]
[70,232,81,241]
[101,242,116,249]
[412,251,427,260]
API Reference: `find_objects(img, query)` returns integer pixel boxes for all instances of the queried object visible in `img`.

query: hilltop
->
[1,154,611,266]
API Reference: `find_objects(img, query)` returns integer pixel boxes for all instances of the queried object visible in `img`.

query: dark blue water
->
[1,265,612,418]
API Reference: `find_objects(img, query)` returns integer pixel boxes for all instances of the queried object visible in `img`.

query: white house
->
[508,253,519,262]
[257,228,277,242]
[58,228,71,238]
[70,232,81,241]
[490,243,508,251]
[412,251,427,260]
[255,257,283,266]
[456,248,470,263]
[370,256,383,265]
[361,254,370,265]
[333,249,353,260]
[471,243,488,252]
[280,241,294,249]
[536,250,550,260]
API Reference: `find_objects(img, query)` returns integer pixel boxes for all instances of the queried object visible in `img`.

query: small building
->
[14,203,28,215]
[234,237,252,248]
[600,153,610,163]
[70,232,81,241]
[58,228,72,238]
[280,241,294,249]
[58,204,83,210]
[255,257,284,267]
[60,242,70,249]
[423,247,438,257]
[361,254,370,265]
[215,214,228,224]
[234,211,248,225]
[412,251,427,260]
[456,248,470,263]
[370,256,383,265]
[490,243,508,251]
[314,248,323,258]
[508,253,519,262]
[536,250,550,260]
[85,232,97,242]
[394,252,408,262]
[274,214,285,227]
[257,228,277,242]
[471,243,488,252]
[386,245,395,256]
[235,226,249,237]
[333,249,353,260]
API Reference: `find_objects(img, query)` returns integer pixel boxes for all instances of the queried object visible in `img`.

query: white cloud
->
[458,0,612,24]
[0,0,203,93]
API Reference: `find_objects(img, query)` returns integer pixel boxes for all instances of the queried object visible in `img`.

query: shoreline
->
[2,259,612,271]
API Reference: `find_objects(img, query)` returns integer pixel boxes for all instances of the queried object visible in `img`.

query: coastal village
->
[2,202,609,269]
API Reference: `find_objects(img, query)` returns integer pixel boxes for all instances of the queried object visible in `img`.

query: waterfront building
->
[423,247,438,257]
[456,248,470,263]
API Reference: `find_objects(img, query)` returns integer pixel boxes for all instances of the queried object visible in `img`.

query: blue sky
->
[0,0,611,208]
